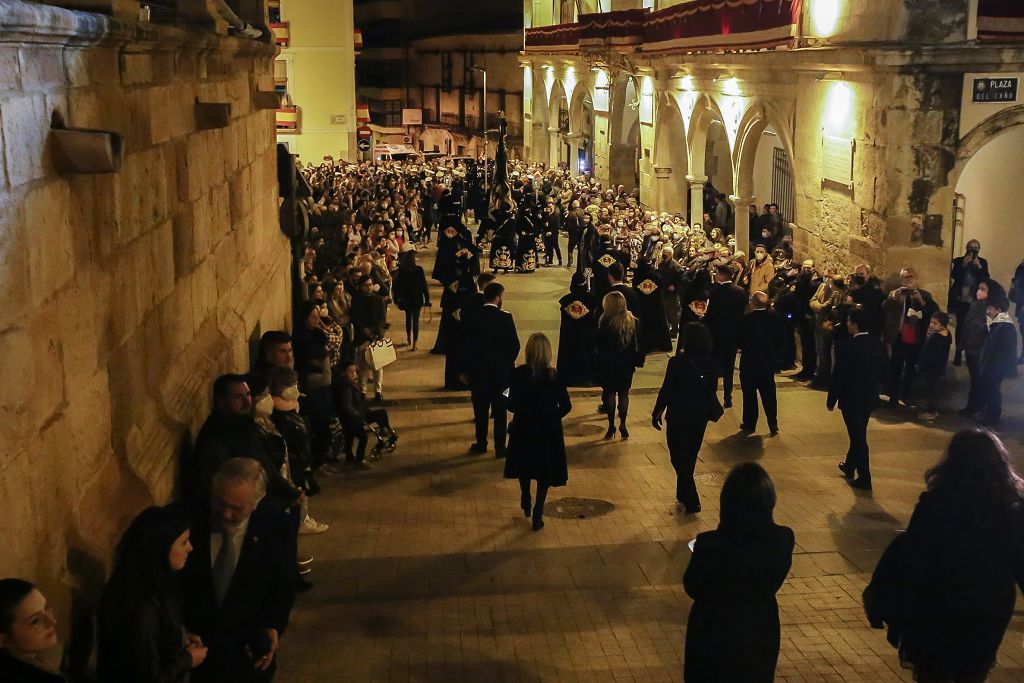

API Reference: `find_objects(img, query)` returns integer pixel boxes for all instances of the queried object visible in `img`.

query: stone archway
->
[608,74,641,193]
[948,104,1024,288]
[531,69,550,166]
[569,82,595,175]
[548,78,569,170]
[687,95,734,229]
[653,94,689,213]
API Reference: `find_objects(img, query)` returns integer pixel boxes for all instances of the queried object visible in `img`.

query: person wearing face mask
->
[0,579,65,682]
[972,282,1018,427]
[746,245,775,297]
[97,506,208,683]
[948,240,990,366]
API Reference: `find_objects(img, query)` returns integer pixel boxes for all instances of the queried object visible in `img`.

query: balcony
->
[271,21,290,47]
[36,1,275,41]
[525,0,801,55]
[276,105,301,133]
[977,0,1024,41]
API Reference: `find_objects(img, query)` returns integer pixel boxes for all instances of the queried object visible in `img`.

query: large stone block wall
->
[0,0,291,620]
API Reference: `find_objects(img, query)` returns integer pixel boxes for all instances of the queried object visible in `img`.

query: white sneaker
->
[239,23,263,39]
[300,515,329,535]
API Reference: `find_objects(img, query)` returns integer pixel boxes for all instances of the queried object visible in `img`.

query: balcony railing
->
[525,0,801,55]
[977,0,1024,41]
[276,105,301,133]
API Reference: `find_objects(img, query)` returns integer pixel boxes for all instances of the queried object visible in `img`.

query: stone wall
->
[0,0,290,627]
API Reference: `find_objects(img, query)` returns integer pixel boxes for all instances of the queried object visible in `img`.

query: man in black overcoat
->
[182,458,296,683]
[704,264,748,408]
[828,307,884,491]
[738,291,786,435]
[465,282,520,457]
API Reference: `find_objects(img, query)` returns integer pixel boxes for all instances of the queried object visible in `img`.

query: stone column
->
[548,126,560,169]
[730,195,755,257]
[686,174,707,227]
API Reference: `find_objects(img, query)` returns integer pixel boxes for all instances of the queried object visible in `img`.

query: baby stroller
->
[365,420,398,462]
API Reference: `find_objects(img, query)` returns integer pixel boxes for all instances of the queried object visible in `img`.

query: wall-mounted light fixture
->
[815,71,846,82]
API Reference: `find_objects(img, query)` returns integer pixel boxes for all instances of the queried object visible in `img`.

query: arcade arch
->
[608,75,641,194]
[569,83,595,175]
[548,78,569,170]
[653,95,689,214]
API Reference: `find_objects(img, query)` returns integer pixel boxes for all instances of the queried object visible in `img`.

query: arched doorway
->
[569,83,595,175]
[548,79,569,170]
[954,124,1024,288]
[653,96,689,213]
[609,75,641,194]
[702,120,734,229]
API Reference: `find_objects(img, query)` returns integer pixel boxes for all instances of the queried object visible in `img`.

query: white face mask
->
[281,385,300,402]
[255,394,274,417]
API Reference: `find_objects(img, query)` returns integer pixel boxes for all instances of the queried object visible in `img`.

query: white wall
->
[955,124,1024,288]
[752,128,784,209]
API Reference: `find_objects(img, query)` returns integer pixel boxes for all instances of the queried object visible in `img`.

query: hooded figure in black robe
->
[632,257,673,355]
[431,221,477,283]
[591,236,630,306]
[556,272,598,387]
[486,113,519,274]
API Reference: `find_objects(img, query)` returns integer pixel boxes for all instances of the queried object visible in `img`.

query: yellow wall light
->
[824,80,853,136]
[809,0,842,37]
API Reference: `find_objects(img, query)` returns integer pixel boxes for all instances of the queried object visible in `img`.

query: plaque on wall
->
[822,134,854,189]
[972,77,1019,103]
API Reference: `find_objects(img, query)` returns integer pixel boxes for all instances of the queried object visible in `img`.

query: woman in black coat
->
[683,463,795,682]
[653,323,720,513]
[596,291,640,440]
[97,505,207,683]
[504,333,572,531]
[865,429,1024,682]
[556,272,598,387]
[392,249,431,350]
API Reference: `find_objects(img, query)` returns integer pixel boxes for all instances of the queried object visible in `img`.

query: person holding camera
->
[949,240,990,366]
[882,269,939,408]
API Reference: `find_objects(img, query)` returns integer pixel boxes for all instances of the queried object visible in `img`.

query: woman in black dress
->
[392,249,431,350]
[97,505,208,683]
[504,333,572,531]
[683,463,795,682]
[596,291,640,440]
[865,429,1024,682]
[653,322,719,513]
[0,579,65,682]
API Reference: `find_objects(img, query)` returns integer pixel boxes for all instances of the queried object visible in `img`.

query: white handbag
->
[365,338,397,370]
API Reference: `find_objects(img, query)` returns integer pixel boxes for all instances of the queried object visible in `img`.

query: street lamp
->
[470,64,487,191]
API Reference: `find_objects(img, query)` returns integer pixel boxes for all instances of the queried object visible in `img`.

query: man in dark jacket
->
[182,458,296,683]
[882,268,939,407]
[829,308,884,491]
[657,246,684,336]
[948,239,990,364]
[608,262,638,314]
[705,265,748,408]
[738,292,786,435]
[542,202,562,266]
[975,286,1019,426]
[465,282,520,456]
[350,274,388,401]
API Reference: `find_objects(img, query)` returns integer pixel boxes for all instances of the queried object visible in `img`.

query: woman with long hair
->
[0,579,64,681]
[503,333,572,531]
[683,463,794,682]
[97,505,208,683]
[652,322,720,514]
[866,429,1024,682]
[392,249,431,350]
[596,291,640,440]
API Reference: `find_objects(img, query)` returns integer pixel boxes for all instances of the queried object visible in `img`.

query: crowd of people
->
[4,142,1024,682]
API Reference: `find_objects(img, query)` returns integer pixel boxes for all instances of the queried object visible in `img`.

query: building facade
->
[522,0,1024,296]
[354,0,408,139]
[273,0,358,162]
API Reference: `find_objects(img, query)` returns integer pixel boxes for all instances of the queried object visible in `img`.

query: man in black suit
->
[608,262,638,313]
[182,458,296,683]
[704,264,747,408]
[738,291,786,435]
[828,308,884,491]
[465,282,520,457]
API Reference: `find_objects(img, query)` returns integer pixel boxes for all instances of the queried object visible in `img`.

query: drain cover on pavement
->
[545,497,616,519]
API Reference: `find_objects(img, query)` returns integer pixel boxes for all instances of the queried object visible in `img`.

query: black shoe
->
[603,426,616,440]
[495,446,507,458]
[532,516,545,531]
[723,398,733,408]
[684,504,701,515]
[619,425,629,440]
[521,494,531,517]
[849,477,873,491]
[739,424,755,432]
[375,391,384,402]
[768,427,779,437]
[469,442,487,455]
[597,403,609,415]
[838,462,854,479]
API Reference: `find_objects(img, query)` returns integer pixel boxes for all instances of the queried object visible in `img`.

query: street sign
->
[357,125,372,139]
[972,77,1019,103]
[357,138,371,152]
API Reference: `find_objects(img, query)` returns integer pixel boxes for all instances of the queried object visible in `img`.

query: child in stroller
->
[338,361,398,462]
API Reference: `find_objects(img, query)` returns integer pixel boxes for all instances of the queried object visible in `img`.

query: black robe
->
[431,223,476,283]
[556,289,598,387]
[632,263,673,354]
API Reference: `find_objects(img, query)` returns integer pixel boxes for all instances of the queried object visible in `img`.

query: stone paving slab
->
[278,247,1024,682]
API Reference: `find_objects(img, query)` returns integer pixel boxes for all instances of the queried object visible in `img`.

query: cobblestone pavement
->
[280,245,1024,682]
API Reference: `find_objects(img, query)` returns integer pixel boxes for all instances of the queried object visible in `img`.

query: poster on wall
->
[822,134,854,189]
[402,108,423,125]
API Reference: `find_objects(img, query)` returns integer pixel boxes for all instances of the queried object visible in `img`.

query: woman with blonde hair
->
[597,291,640,440]
[503,333,572,531]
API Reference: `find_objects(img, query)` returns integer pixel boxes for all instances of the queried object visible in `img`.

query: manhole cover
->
[545,497,616,519]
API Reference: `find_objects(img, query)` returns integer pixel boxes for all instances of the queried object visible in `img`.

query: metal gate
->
[772,147,795,224]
